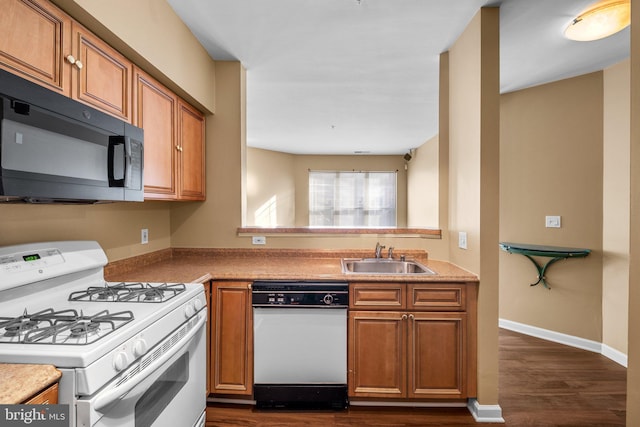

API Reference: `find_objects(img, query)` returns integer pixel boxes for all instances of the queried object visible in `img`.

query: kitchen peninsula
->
[105,248,478,405]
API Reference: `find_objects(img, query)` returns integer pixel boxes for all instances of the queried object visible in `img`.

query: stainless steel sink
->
[341,258,436,275]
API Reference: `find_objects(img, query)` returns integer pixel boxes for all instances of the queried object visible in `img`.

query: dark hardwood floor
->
[206,328,627,426]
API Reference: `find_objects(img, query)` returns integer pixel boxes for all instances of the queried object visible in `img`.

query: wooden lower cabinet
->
[409,312,466,398]
[25,382,58,404]
[348,282,476,401]
[210,281,253,396]
[348,311,406,398]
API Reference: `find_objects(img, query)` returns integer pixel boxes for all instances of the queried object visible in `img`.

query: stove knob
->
[113,351,129,371]
[133,339,148,358]
[323,294,334,305]
[193,298,203,312]
[185,302,196,318]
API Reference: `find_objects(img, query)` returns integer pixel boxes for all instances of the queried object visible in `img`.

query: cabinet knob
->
[248,284,252,290]
[74,60,83,70]
[65,54,76,64]
[409,314,415,321]
[176,145,183,152]
[401,314,408,321]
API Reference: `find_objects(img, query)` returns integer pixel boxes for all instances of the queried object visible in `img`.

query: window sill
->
[237,227,441,239]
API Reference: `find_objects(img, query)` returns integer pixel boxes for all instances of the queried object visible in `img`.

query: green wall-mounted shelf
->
[499,242,591,289]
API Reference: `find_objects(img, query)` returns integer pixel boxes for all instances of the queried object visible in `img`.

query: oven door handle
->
[92,311,206,412]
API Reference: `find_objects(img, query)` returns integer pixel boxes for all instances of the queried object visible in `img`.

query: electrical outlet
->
[141,228,149,244]
[545,216,561,228]
[458,231,467,249]
[252,236,266,245]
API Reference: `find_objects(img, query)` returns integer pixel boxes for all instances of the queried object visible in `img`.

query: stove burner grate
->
[68,282,186,303]
[0,309,134,345]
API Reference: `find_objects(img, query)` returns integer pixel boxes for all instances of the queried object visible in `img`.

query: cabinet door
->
[177,100,206,200]
[348,311,406,398]
[408,312,467,399]
[133,67,178,199]
[0,0,71,94]
[211,282,253,395]
[71,23,132,121]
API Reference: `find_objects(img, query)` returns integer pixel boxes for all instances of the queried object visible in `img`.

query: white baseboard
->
[602,343,628,368]
[499,318,628,368]
[467,399,504,423]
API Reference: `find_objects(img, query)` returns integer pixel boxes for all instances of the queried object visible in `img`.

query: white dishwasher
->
[252,281,348,409]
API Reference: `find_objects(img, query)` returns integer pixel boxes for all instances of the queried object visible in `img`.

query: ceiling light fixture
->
[564,0,630,41]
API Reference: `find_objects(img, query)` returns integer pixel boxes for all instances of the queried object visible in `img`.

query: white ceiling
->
[167,0,630,155]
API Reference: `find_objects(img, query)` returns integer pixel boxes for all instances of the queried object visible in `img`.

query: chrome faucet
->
[375,242,385,259]
[387,247,394,259]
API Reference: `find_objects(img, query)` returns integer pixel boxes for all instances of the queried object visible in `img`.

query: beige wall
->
[627,0,640,423]
[246,148,296,227]
[448,8,501,405]
[171,61,246,248]
[407,135,439,228]
[0,202,171,261]
[438,52,451,255]
[603,59,630,355]
[499,73,604,342]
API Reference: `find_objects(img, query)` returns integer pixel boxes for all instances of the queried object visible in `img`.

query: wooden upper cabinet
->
[177,100,206,200]
[71,22,132,122]
[0,0,71,94]
[134,67,206,201]
[133,66,178,199]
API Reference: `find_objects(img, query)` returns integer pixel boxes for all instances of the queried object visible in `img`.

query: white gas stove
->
[0,241,207,427]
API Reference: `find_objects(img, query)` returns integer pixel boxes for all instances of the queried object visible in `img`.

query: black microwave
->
[0,69,143,203]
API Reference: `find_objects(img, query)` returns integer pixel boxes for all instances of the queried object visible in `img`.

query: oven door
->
[76,311,206,427]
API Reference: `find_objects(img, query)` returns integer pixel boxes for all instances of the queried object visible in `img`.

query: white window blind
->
[309,171,397,227]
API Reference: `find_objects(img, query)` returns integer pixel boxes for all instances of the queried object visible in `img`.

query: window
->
[309,171,397,227]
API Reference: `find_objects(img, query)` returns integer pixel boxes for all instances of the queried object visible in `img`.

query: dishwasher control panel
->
[252,281,348,307]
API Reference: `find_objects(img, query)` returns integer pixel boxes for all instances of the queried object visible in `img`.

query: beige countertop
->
[105,248,478,284]
[0,364,61,404]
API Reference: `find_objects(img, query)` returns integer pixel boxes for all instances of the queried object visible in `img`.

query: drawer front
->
[409,284,466,311]
[350,283,405,310]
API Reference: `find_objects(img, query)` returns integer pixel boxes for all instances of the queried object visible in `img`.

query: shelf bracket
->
[521,254,566,289]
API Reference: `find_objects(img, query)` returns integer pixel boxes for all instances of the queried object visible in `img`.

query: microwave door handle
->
[107,136,125,187]
[124,137,132,188]
[92,312,206,412]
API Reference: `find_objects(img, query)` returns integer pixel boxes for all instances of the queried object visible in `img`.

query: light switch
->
[545,216,561,228]
[458,231,467,249]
